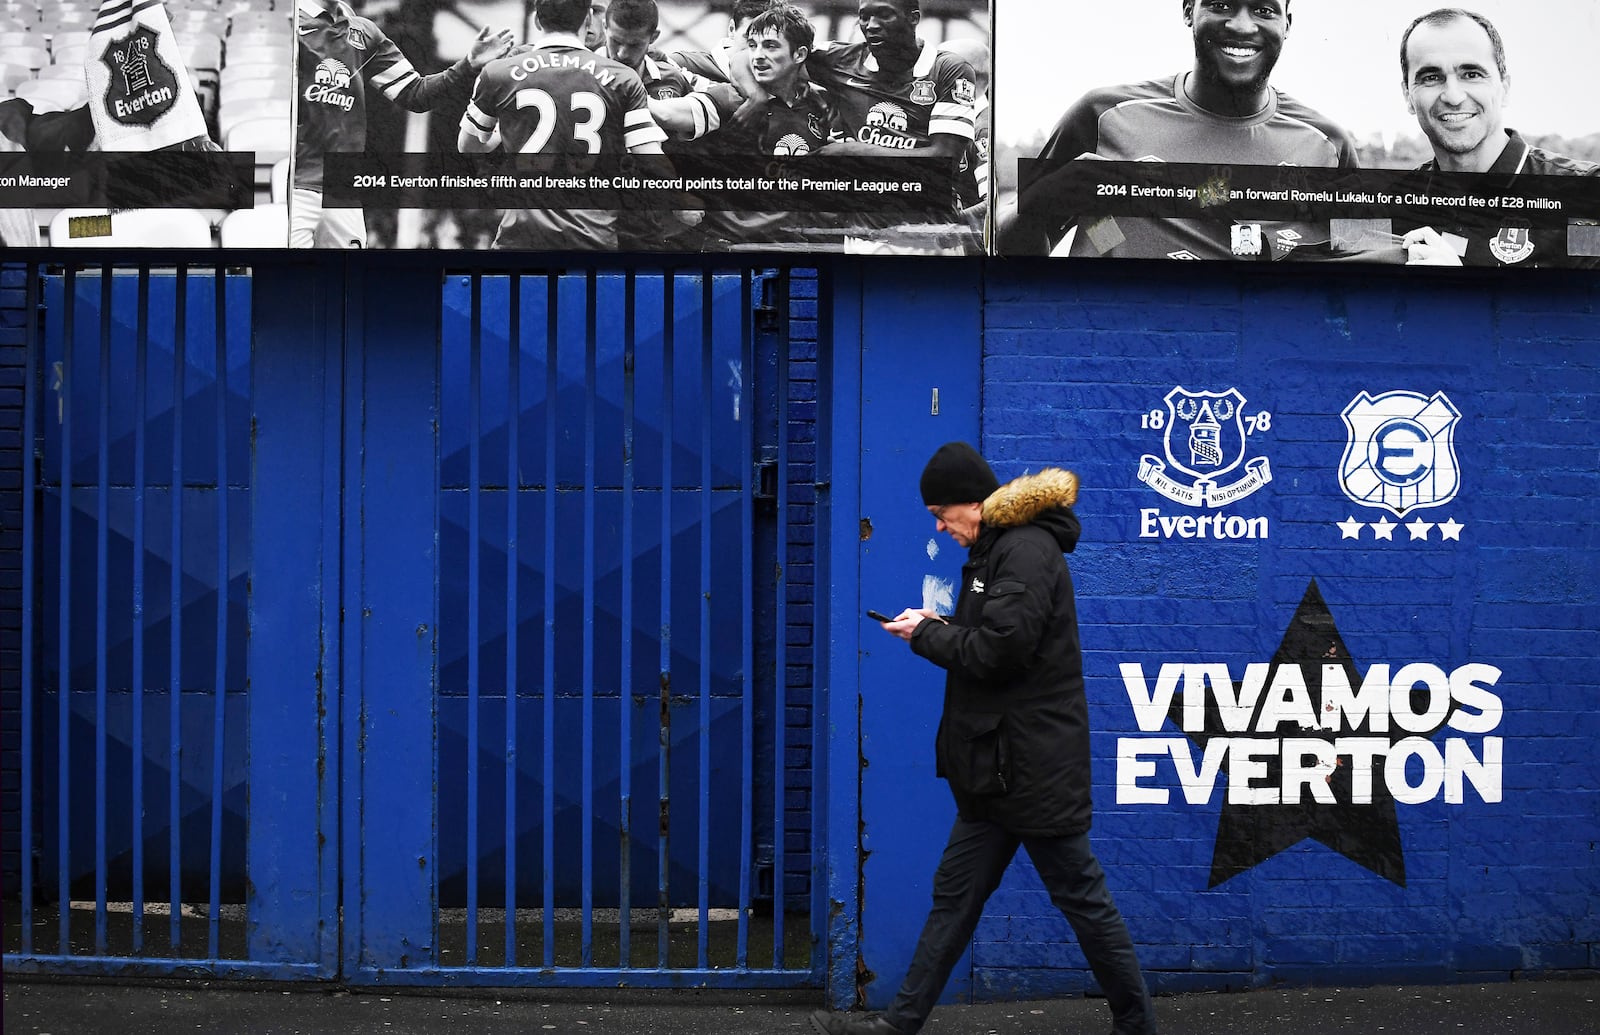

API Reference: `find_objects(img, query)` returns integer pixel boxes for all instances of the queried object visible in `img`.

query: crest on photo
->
[1489,227,1534,264]
[101,23,181,127]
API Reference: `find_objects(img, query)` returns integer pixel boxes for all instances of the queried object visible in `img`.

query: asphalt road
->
[5,976,1600,1034]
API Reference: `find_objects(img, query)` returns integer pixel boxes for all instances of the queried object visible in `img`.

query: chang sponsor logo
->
[857,101,915,148]
[306,58,355,109]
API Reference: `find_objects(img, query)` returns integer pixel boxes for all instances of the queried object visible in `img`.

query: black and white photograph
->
[296,0,990,253]
[992,0,1600,268]
[0,0,291,248]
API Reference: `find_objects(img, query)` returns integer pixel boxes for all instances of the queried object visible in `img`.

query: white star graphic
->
[1406,517,1434,541]
[1337,516,1364,540]
[1371,516,1396,541]
[1438,518,1464,541]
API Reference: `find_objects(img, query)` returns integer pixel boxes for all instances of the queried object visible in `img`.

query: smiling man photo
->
[998,0,1360,258]
[1395,7,1600,267]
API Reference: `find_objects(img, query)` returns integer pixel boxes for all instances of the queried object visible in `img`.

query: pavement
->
[5,976,1600,1035]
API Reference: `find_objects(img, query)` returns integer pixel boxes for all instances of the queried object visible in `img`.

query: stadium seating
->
[0,43,47,73]
[48,207,216,247]
[217,95,284,141]
[219,61,282,89]
[47,42,85,67]
[270,156,288,203]
[218,202,287,247]
[225,43,290,68]
[0,61,29,93]
[12,76,87,113]
[225,114,290,155]
[220,74,289,108]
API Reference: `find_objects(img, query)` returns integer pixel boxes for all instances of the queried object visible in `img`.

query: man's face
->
[605,17,658,71]
[1185,0,1289,94]
[858,0,918,54]
[1404,17,1508,167]
[748,29,804,89]
[582,3,607,47]
[929,502,983,548]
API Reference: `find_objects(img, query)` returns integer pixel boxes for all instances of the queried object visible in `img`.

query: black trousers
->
[881,817,1158,1035]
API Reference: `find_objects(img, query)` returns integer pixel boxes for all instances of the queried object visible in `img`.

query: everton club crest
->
[1339,390,1460,515]
[1138,387,1272,508]
[101,23,180,127]
[1489,227,1534,265]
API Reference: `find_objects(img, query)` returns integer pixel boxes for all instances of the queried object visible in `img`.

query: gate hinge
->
[753,446,779,512]
[752,271,780,332]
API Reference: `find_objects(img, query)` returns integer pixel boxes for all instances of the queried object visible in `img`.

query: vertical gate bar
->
[466,272,483,964]
[773,277,790,962]
[169,264,187,948]
[542,275,557,968]
[94,264,113,955]
[131,267,150,952]
[20,262,38,953]
[736,271,754,969]
[618,271,635,969]
[208,264,230,960]
[697,271,712,970]
[56,264,75,956]
[581,271,597,967]
[657,271,674,967]
[504,274,521,967]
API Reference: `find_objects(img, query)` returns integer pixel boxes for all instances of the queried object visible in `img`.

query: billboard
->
[0,0,288,248]
[993,0,1600,268]
[3,0,1596,262]
[301,0,990,253]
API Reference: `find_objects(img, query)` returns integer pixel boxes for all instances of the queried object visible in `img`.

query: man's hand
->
[881,607,942,642]
[467,25,516,70]
[1402,226,1465,266]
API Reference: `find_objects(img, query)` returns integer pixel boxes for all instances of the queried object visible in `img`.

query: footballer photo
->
[293,0,991,253]
[0,0,293,248]
[992,0,1600,268]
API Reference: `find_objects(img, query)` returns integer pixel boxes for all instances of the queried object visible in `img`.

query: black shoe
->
[807,1009,905,1035]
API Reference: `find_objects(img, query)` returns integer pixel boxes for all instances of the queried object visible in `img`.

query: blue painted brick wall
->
[0,263,27,893]
[785,267,819,903]
[975,264,1599,995]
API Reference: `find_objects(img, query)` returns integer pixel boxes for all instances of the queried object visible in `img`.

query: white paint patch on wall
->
[926,538,939,561]
[922,575,955,616]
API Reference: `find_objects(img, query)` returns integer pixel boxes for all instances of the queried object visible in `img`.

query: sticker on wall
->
[1137,386,1273,540]
[1114,580,1503,888]
[1336,390,1464,542]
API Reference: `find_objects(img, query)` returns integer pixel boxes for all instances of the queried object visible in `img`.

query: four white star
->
[1332,514,1465,541]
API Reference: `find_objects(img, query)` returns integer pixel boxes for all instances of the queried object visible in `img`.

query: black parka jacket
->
[909,468,1092,837]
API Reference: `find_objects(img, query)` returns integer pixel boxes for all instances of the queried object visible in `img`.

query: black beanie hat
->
[920,441,999,506]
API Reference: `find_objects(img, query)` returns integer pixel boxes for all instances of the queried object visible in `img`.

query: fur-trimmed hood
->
[980,468,1081,551]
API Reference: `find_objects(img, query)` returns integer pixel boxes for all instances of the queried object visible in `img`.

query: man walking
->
[811,443,1157,1035]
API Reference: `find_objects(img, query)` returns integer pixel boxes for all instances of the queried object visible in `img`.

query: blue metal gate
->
[4,261,827,989]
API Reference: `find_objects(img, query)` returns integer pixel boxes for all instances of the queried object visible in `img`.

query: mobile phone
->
[865,609,895,623]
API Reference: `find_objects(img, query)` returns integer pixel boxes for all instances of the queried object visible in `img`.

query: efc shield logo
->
[1138,387,1271,508]
[101,24,180,127]
[1339,390,1461,515]
[1490,227,1534,264]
